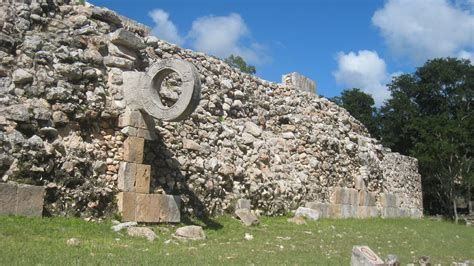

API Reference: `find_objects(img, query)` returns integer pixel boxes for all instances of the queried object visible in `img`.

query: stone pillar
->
[117,110,180,223]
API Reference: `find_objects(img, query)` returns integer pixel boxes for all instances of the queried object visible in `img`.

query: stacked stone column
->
[117,109,180,223]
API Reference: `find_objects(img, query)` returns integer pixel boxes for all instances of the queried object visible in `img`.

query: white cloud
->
[188,13,268,64]
[333,50,393,106]
[372,0,474,63]
[149,9,184,45]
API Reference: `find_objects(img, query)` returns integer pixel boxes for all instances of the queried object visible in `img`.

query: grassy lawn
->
[0,215,472,265]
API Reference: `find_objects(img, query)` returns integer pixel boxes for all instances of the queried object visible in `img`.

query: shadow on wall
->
[144,132,223,230]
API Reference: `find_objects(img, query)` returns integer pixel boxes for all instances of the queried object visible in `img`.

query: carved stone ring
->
[123,58,201,122]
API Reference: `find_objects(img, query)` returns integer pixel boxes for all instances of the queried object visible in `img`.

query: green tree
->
[330,88,380,138]
[224,55,256,74]
[379,58,474,219]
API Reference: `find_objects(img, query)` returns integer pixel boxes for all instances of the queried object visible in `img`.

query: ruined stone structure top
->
[282,72,317,95]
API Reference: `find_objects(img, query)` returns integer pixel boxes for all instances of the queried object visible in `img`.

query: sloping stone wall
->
[0,1,423,219]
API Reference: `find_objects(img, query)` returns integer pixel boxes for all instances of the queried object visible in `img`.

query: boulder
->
[295,207,320,221]
[235,209,259,226]
[174,225,205,240]
[127,227,157,242]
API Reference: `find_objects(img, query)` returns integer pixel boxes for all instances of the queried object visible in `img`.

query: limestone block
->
[135,194,180,223]
[118,162,150,193]
[355,175,366,191]
[118,110,148,129]
[234,209,259,226]
[123,136,144,163]
[382,207,400,218]
[117,192,136,221]
[135,164,151,194]
[305,201,330,218]
[295,207,320,220]
[235,199,251,211]
[0,183,17,215]
[356,206,380,218]
[330,204,356,218]
[118,161,136,192]
[109,29,146,51]
[351,245,385,266]
[358,191,377,206]
[157,195,181,223]
[15,184,44,217]
[381,193,398,208]
[331,187,358,205]
[135,193,157,222]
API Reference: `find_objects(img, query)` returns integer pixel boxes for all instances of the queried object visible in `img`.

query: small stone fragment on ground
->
[384,254,400,266]
[111,221,138,232]
[66,238,80,247]
[244,233,254,241]
[174,225,206,240]
[235,209,259,226]
[127,226,157,242]
[295,207,320,221]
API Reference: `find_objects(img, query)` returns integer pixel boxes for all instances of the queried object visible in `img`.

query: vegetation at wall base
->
[0,215,472,265]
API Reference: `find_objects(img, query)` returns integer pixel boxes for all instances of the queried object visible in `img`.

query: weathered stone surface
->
[110,29,145,50]
[12,69,33,84]
[381,193,398,208]
[118,110,150,129]
[351,245,385,266]
[330,187,357,205]
[182,139,202,151]
[0,183,17,215]
[244,121,262,137]
[174,225,205,240]
[127,226,157,241]
[117,161,136,192]
[111,221,137,232]
[382,207,400,218]
[295,207,320,220]
[15,184,45,217]
[134,193,180,223]
[282,72,317,95]
[123,136,144,163]
[117,192,136,221]
[104,56,134,69]
[306,202,331,218]
[235,199,251,211]
[234,209,259,226]
[134,164,151,193]
[384,254,400,266]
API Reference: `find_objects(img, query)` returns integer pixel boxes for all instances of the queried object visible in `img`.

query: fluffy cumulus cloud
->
[149,9,184,46]
[372,0,474,63]
[187,13,267,64]
[148,10,268,64]
[333,50,393,106]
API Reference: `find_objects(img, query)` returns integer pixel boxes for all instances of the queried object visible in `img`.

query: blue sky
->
[89,0,473,105]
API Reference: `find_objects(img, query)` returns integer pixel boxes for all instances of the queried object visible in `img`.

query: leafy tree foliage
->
[330,88,380,138]
[224,55,256,74]
[379,58,473,218]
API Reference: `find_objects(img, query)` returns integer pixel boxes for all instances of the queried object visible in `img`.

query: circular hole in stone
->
[156,71,183,108]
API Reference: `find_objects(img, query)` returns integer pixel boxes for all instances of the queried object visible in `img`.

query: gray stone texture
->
[282,72,317,95]
[351,245,385,266]
[0,183,44,217]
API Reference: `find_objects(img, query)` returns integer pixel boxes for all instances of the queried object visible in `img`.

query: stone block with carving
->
[351,245,385,266]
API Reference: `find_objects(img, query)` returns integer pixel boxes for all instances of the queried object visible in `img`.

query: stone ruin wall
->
[0,1,422,220]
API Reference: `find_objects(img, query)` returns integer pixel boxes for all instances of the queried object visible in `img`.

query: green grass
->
[0,215,472,265]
